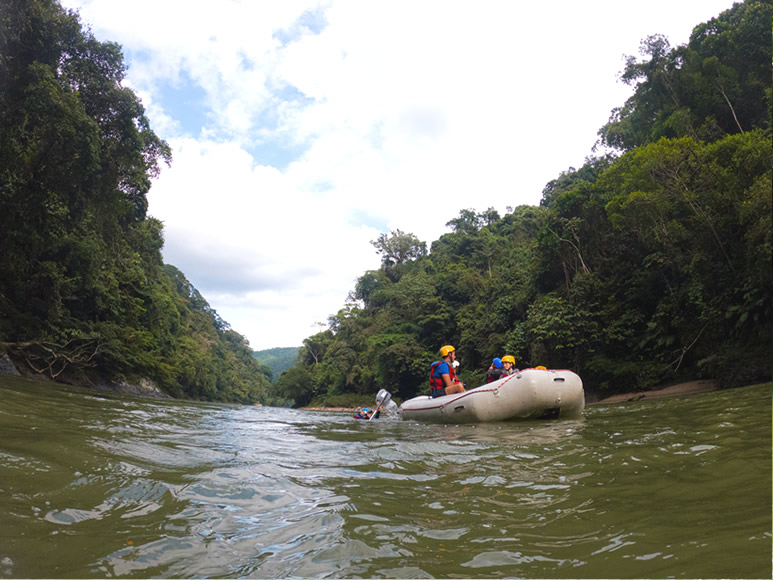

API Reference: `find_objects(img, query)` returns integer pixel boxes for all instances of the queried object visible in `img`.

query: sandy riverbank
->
[589,379,719,405]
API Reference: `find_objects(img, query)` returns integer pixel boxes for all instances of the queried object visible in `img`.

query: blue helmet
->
[493,357,503,369]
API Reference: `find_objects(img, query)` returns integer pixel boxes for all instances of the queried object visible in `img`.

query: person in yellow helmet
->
[429,345,466,398]
[500,355,519,376]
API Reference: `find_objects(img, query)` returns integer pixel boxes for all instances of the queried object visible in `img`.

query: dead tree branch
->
[664,325,707,372]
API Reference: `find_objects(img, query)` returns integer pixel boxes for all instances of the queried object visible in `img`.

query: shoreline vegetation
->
[269,0,772,410]
[1,365,763,413]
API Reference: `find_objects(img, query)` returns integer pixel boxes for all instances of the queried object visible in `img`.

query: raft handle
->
[553,377,565,382]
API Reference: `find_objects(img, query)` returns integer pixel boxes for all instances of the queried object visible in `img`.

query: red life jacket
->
[429,361,445,396]
[429,360,459,396]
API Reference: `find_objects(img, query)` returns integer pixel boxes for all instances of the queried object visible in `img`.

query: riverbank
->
[588,379,719,405]
[0,354,171,398]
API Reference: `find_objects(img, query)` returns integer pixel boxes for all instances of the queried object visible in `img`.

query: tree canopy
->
[275,0,771,406]
[0,0,271,404]
[1,0,769,407]
[597,0,771,151]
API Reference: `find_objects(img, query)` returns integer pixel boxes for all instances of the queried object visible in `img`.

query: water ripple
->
[0,376,769,579]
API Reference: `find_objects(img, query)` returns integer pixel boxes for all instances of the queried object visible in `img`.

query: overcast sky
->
[62,0,737,351]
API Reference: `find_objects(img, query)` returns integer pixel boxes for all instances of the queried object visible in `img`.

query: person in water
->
[486,357,504,383]
[355,407,374,419]
[501,355,519,376]
[429,345,466,398]
[378,397,399,417]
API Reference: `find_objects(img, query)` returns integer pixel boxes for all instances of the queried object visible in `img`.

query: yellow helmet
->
[439,345,455,357]
[501,355,516,364]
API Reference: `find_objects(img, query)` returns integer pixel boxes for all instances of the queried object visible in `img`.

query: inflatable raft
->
[399,368,585,423]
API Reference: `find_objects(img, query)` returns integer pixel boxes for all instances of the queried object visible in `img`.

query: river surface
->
[0,374,770,579]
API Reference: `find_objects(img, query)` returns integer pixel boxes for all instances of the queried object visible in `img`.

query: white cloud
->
[62,0,738,349]
[146,137,381,348]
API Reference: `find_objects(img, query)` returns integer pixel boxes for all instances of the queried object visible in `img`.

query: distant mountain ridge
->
[253,347,299,383]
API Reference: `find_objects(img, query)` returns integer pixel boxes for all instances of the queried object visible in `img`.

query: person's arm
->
[442,373,454,388]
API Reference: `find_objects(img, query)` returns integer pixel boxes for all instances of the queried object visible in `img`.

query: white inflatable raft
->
[399,368,585,423]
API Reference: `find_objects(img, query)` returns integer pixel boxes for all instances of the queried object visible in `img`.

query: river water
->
[0,374,770,579]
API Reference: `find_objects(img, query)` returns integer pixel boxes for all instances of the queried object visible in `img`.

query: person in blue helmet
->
[486,357,504,383]
[355,407,375,420]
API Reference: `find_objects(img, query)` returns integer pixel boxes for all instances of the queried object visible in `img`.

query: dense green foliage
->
[1,0,768,407]
[275,0,771,406]
[598,0,771,151]
[0,0,270,403]
[253,347,300,383]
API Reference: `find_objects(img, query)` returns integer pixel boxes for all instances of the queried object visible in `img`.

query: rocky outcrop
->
[94,377,171,399]
[0,354,20,376]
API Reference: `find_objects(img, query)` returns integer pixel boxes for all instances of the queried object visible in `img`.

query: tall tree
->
[371,229,427,266]
[598,0,771,151]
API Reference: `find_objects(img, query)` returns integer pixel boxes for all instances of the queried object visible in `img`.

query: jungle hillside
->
[0,0,274,404]
[274,0,772,407]
[254,347,301,384]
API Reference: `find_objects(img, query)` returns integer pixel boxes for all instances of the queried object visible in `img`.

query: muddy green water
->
[0,374,770,579]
